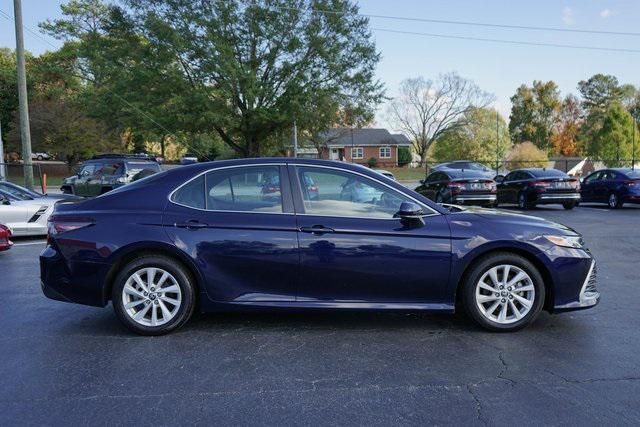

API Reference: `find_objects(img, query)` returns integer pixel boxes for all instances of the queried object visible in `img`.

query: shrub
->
[367,157,378,168]
[397,147,412,166]
[506,142,548,169]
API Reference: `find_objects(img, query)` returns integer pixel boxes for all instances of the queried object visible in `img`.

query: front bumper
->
[554,259,600,312]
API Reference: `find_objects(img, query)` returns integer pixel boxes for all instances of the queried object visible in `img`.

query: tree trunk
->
[160,134,166,158]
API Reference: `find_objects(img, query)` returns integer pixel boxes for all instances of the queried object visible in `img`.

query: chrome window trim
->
[168,163,289,214]
[168,162,440,218]
[293,164,439,218]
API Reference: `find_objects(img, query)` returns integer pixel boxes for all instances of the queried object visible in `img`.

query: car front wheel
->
[461,253,545,332]
[112,255,196,335]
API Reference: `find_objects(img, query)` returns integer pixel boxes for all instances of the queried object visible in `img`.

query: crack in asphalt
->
[465,384,488,426]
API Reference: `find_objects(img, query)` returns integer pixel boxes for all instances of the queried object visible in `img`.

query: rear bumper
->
[623,194,640,204]
[40,245,110,307]
[535,193,580,204]
[452,194,496,204]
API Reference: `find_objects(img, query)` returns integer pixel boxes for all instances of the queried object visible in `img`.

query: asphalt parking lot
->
[1,204,639,425]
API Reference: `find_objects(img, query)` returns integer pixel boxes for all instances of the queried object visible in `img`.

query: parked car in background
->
[373,169,396,180]
[0,182,81,236]
[61,154,161,197]
[0,224,12,251]
[31,152,51,161]
[432,160,509,181]
[580,168,640,209]
[496,168,580,210]
[180,154,199,165]
[41,158,599,335]
[415,170,497,206]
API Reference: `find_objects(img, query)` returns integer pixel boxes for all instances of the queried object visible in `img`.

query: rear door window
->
[206,166,283,213]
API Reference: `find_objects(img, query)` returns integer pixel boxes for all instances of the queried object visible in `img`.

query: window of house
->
[351,147,363,159]
[379,147,391,159]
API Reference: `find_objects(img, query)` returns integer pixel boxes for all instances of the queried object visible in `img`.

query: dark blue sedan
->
[40,159,599,335]
[580,168,640,208]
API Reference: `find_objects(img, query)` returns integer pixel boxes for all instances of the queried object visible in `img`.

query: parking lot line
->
[13,240,47,246]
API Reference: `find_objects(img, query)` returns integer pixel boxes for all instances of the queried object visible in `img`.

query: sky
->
[1,0,639,127]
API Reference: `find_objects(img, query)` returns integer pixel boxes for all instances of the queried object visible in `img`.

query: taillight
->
[308,186,318,192]
[448,181,466,193]
[624,180,639,187]
[47,215,93,244]
[570,179,580,190]
[531,180,551,188]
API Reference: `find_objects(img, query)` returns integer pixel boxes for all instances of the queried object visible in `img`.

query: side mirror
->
[395,202,424,226]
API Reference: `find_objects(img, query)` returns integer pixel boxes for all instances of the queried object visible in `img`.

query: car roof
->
[514,168,565,177]
[445,170,491,179]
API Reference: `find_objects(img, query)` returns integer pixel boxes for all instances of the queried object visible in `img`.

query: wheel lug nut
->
[508,287,512,291]
[499,285,504,290]
[495,292,500,297]
[143,292,148,296]
[509,295,513,299]
[150,287,155,291]
[501,298,506,303]
[154,300,159,305]
[145,300,150,305]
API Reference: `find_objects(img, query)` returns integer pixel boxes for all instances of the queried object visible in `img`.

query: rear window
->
[530,169,567,178]
[126,161,161,174]
[623,169,640,178]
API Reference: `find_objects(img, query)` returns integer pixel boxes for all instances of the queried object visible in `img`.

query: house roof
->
[322,128,411,147]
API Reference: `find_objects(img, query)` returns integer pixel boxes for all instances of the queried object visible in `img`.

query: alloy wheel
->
[518,193,526,209]
[121,267,182,327]
[608,193,618,208]
[475,264,535,324]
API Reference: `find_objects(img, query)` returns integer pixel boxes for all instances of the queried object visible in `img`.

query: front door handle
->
[175,220,208,230]
[298,225,335,235]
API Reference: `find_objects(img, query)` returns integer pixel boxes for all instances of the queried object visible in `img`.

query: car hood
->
[445,205,579,236]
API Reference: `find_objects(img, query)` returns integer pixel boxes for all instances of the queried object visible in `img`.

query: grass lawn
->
[380,167,426,181]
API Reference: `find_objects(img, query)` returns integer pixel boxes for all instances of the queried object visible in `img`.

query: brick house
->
[316,128,411,167]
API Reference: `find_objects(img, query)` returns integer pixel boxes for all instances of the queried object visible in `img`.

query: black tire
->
[517,191,533,210]
[563,201,576,210]
[461,252,545,332]
[608,192,623,209]
[112,255,196,335]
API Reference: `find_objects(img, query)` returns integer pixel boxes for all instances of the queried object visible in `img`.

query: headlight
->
[544,235,583,249]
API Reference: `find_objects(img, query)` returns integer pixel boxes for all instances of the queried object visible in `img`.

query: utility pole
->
[0,120,5,180]
[495,111,500,176]
[633,119,636,170]
[293,120,298,158]
[14,0,34,189]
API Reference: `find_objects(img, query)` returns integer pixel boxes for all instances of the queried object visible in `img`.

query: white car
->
[31,152,51,161]
[0,182,80,236]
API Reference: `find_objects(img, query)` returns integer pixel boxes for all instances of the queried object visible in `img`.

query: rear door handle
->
[298,225,335,235]
[175,220,208,230]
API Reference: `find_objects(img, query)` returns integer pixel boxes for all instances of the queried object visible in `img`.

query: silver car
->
[0,182,80,236]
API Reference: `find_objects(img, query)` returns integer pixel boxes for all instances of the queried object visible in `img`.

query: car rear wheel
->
[461,253,545,332]
[517,192,533,210]
[435,191,444,204]
[608,192,623,209]
[112,255,196,335]
[563,201,576,210]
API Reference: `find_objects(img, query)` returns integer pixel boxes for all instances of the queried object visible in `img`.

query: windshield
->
[0,182,42,200]
[126,161,161,176]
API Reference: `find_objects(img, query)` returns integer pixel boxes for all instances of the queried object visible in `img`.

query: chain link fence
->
[0,162,74,191]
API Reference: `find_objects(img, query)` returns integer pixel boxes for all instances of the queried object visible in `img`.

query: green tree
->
[506,142,548,169]
[509,81,561,152]
[587,102,639,166]
[578,74,623,113]
[397,146,412,166]
[431,108,510,163]
[43,0,384,157]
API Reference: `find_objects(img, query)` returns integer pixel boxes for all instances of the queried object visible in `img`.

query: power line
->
[373,27,640,54]
[270,4,640,38]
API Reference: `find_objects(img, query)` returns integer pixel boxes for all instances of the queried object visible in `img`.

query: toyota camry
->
[40,159,599,335]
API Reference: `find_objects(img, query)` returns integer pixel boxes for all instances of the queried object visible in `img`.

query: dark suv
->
[61,154,161,197]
